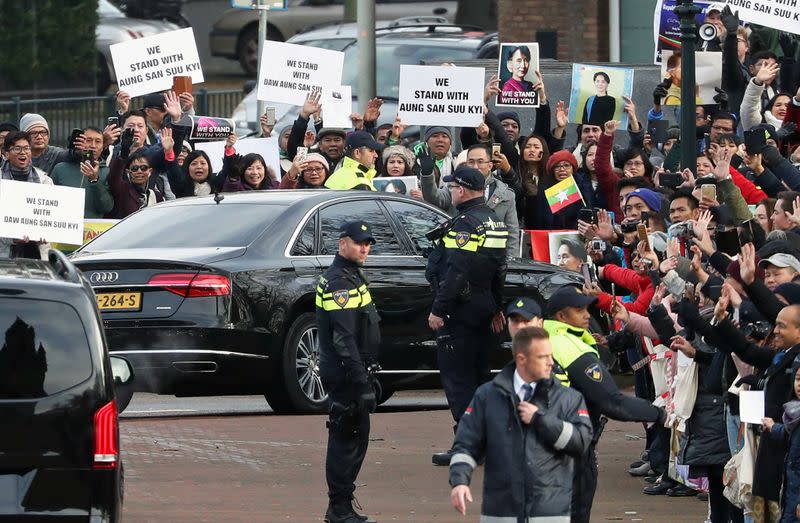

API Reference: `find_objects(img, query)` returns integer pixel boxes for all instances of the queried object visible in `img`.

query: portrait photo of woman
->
[496,43,540,107]
[581,72,616,125]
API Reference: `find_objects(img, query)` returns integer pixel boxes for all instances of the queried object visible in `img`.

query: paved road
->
[120,391,708,522]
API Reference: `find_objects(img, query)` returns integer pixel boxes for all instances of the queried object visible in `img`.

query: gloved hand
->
[357,386,377,414]
[775,122,797,141]
[713,87,729,111]
[779,32,796,59]
[223,153,244,180]
[735,374,762,388]
[415,147,436,177]
[676,297,702,329]
[653,79,670,106]
[720,5,739,35]
[119,128,134,160]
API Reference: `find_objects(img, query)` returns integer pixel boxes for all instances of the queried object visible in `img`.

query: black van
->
[0,250,133,522]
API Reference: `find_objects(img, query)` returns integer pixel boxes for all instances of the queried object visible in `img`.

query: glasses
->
[466,159,490,166]
[8,145,31,154]
[553,162,572,171]
[711,125,734,132]
[447,184,462,190]
[28,130,48,137]
[127,165,151,172]
[624,160,645,167]
[303,167,325,174]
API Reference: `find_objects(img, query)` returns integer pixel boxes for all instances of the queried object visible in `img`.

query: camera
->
[578,207,597,225]
[669,221,694,240]
[699,23,718,41]
[590,239,606,251]
[743,321,772,341]
[620,221,640,234]
[660,172,682,190]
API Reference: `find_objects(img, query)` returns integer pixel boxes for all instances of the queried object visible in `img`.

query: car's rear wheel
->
[265,312,329,414]
[237,25,282,76]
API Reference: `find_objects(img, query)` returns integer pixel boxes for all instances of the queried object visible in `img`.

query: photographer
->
[50,126,114,218]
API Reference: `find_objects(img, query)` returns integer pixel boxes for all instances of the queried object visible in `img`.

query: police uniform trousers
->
[571,442,599,523]
[436,290,494,427]
[321,363,370,502]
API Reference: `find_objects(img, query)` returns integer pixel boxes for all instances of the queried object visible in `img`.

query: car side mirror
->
[110,356,134,385]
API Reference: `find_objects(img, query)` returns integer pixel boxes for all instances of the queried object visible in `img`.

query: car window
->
[84,204,287,250]
[385,200,446,254]
[0,298,92,399]
[291,213,316,256]
[319,200,403,256]
[341,42,478,98]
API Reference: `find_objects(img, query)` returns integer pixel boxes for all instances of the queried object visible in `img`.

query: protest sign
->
[653,1,721,63]
[188,116,236,140]
[739,390,765,425]
[196,137,282,181]
[496,43,540,108]
[568,64,634,128]
[321,86,353,129]
[527,230,581,264]
[50,219,120,252]
[718,0,800,34]
[257,41,345,106]
[397,65,485,128]
[0,181,85,245]
[110,28,204,98]
[661,50,722,106]
[373,176,419,195]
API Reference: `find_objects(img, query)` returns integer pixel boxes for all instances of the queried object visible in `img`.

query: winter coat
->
[106,156,165,219]
[449,362,592,523]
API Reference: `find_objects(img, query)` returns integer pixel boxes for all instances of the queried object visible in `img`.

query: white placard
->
[721,1,800,34]
[257,41,345,106]
[322,86,353,129]
[195,137,282,181]
[373,176,419,195]
[739,390,765,425]
[397,65,485,128]
[110,28,204,98]
[0,180,85,245]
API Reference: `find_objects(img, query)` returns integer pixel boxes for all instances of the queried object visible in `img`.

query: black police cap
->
[442,165,486,191]
[506,297,543,320]
[339,220,376,244]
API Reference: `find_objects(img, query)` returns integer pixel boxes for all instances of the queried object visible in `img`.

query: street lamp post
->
[674,0,702,174]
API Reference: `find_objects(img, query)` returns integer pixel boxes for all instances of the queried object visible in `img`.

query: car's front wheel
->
[265,312,329,414]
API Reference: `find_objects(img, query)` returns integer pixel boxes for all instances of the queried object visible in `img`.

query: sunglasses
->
[128,165,151,172]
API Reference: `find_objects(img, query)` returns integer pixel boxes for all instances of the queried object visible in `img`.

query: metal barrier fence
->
[0,89,244,147]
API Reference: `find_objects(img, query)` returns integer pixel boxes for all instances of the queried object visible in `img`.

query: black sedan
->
[71,190,585,414]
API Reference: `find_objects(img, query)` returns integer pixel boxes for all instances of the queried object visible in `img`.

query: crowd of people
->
[2,6,800,522]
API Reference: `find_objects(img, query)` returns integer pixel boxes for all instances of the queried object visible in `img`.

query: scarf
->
[1,161,39,183]
[194,181,212,197]
[783,399,800,433]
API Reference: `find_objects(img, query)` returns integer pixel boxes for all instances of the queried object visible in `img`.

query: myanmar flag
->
[544,176,583,214]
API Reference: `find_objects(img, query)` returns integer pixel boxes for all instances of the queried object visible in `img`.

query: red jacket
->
[596,264,654,315]
[729,166,767,204]
[594,132,622,218]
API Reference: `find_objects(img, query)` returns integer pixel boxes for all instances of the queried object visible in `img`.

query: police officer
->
[544,285,663,523]
[506,297,544,336]
[426,165,509,466]
[316,220,381,523]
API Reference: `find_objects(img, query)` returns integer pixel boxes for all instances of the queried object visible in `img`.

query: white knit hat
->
[19,113,49,133]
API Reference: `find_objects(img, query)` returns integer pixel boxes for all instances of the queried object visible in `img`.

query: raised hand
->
[103,124,122,147]
[604,120,620,136]
[755,61,780,86]
[163,91,182,121]
[160,126,174,153]
[301,90,322,119]
[115,90,130,113]
[391,116,407,141]
[79,158,99,181]
[739,242,756,285]
[484,74,500,103]
[364,97,384,123]
[178,92,195,113]
[555,100,568,129]
[225,133,237,149]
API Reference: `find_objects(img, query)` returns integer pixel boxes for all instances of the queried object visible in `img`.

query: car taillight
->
[93,400,118,469]
[148,273,231,297]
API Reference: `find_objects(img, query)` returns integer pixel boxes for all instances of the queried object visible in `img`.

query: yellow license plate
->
[96,292,141,311]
